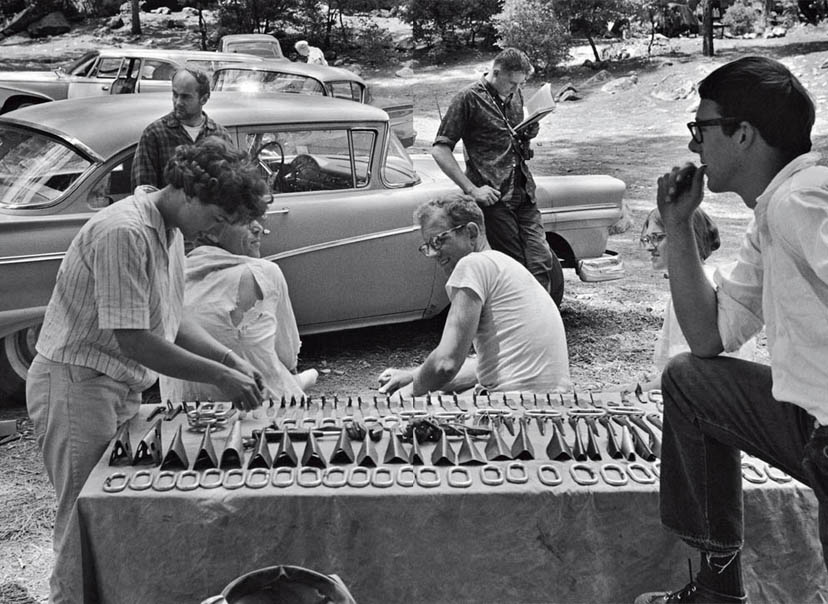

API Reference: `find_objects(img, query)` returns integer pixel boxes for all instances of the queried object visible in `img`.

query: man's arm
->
[130,130,161,189]
[659,163,723,356]
[431,143,500,206]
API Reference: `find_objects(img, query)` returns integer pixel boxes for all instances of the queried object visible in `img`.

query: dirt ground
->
[2,12,828,602]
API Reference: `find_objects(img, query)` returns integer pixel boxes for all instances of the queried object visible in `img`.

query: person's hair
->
[164,136,270,222]
[414,194,485,232]
[295,40,309,52]
[492,47,533,76]
[174,67,211,98]
[642,207,720,261]
[698,56,814,161]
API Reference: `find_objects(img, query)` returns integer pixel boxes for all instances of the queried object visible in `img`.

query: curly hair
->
[698,56,814,161]
[164,137,270,222]
[642,207,720,261]
[414,194,485,233]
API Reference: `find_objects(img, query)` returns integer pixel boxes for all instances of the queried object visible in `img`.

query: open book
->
[515,83,556,133]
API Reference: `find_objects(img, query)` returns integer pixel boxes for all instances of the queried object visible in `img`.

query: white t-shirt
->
[445,250,571,392]
[654,263,756,371]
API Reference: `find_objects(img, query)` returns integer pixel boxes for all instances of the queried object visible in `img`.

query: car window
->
[213,69,324,96]
[382,133,418,187]
[327,81,362,103]
[67,51,98,76]
[86,156,134,209]
[352,130,374,187]
[246,128,366,194]
[141,59,177,81]
[225,41,282,58]
[0,126,91,209]
[92,57,122,79]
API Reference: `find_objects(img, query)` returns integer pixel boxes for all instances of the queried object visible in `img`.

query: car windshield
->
[0,126,91,209]
[212,69,325,96]
[225,42,282,58]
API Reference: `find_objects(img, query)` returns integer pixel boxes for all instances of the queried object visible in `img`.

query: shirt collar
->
[162,110,214,131]
[481,75,512,105]
[755,151,822,211]
[134,185,176,246]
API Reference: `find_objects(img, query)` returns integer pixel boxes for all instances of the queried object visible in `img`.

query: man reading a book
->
[431,47,563,304]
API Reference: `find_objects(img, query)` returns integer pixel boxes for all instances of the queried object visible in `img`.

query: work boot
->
[634,580,747,604]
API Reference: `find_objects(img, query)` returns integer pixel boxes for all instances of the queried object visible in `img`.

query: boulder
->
[601,74,638,94]
[151,6,171,14]
[583,69,613,87]
[395,66,414,78]
[650,73,696,101]
[108,15,124,29]
[181,6,198,16]
[27,11,71,38]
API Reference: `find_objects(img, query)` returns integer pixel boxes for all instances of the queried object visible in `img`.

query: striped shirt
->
[131,111,232,189]
[36,187,185,392]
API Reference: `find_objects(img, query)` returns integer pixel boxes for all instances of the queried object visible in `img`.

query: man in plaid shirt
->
[131,67,232,189]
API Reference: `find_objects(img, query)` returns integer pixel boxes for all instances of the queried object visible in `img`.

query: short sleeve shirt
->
[434,77,536,202]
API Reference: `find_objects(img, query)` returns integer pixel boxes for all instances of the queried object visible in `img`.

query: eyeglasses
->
[418,224,466,257]
[687,117,744,144]
[640,232,667,247]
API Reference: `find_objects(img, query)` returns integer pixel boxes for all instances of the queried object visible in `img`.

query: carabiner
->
[399,409,428,419]
[764,463,792,483]
[537,464,562,487]
[128,469,153,491]
[416,466,441,488]
[222,468,245,490]
[297,467,322,488]
[322,467,348,488]
[319,417,339,429]
[569,463,599,486]
[372,467,395,488]
[599,463,628,487]
[568,407,607,418]
[606,405,645,417]
[505,462,528,484]
[447,466,472,488]
[381,415,403,430]
[651,459,661,477]
[348,466,371,488]
[199,468,224,489]
[245,467,270,489]
[301,416,317,429]
[525,408,563,419]
[272,467,295,488]
[627,462,657,484]
[396,465,416,488]
[480,464,504,486]
[176,470,200,492]
[741,460,768,484]
[103,472,128,493]
[648,389,663,404]
[152,470,177,492]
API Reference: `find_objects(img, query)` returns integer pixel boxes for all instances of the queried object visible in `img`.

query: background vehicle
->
[211,59,417,147]
[0,92,624,405]
[217,33,286,59]
[0,48,263,114]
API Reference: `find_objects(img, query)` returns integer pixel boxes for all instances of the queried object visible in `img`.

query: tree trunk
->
[702,0,714,56]
[131,0,141,35]
[587,34,600,63]
[765,0,775,26]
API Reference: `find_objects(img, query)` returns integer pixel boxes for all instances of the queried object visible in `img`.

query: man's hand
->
[213,365,264,412]
[468,184,501,207]
[657,162,707,227]
[377,368,414,395]
[522,121,540,140]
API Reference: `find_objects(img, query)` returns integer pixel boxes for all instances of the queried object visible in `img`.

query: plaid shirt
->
[434,77,535,203]
[131,111,232,189]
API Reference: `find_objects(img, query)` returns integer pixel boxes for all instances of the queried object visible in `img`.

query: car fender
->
[0,85,56,113]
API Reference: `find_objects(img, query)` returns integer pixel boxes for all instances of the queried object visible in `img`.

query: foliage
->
[493,0,571,72]
[347,15,397,65]
[215,0,301,36]
[405,0,500,50]
[722,0,764,35]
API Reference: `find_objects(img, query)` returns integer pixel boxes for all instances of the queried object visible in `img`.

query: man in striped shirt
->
[27,137,269,603]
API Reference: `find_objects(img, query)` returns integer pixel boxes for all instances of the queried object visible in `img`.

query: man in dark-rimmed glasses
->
[636,56,828,604]
[377,195,570,397]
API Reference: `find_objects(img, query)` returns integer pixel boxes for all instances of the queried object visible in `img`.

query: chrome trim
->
[538,203,619,214]
[0,252,65,265]
[261,224,419,262]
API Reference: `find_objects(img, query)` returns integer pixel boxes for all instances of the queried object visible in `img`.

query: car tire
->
[550,252,564,307]
[0,325,39,408]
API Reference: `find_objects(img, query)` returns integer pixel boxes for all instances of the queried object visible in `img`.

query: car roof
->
[214,59,366,86]
[220,33,279,42]
[0,92,388,159]
[92,47,264,63]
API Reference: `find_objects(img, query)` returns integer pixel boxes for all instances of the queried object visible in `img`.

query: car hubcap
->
[5,325,40,380]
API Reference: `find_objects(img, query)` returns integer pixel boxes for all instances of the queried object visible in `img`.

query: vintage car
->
[0,47,264,114]
[211,59,417,147]
[0,92,625,405]
[217,33,286,59]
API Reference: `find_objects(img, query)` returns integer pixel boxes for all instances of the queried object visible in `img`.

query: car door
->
[137,59,178,94]
[66,56,124,98]
[239,124,437,333]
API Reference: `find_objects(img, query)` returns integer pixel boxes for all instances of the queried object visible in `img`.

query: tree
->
[131,0,140,35]
[555,0,648,63]
[701,0,714,56]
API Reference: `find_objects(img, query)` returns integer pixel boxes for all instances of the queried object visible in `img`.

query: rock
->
[151,6,171,14]
[395,66,414,78]
[764,26,787,38]
[108,16,124,29]
[583,69,613,87]
[650,73,696,101]
[27,11,70,38]
[601,74,638,94]
[181,6,198,16]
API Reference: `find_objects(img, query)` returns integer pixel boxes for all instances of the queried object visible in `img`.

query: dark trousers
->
[481,198,562,302]
[660,352,828,567]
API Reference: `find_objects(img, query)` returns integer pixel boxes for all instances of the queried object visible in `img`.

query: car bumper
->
[577,251,625,282]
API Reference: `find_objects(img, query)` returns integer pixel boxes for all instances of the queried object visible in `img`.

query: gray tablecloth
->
[63,393,826,603]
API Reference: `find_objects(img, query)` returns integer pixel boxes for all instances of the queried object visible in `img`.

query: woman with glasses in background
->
[377,195,570,397]
[632,206,755,392]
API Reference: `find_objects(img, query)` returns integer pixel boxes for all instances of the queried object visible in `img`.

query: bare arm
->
[378,288,481,396]
[431,143,500,206]
[658,163,723,356]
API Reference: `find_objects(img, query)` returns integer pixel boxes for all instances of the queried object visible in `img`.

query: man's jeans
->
[26,353,140,603]
[481,198,562,301]
[661,352,828,566]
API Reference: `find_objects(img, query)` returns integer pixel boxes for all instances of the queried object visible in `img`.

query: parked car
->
[211,59,417,147]
[0,92,625,405]
[217,33,286,59]
[0,47,264,114]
